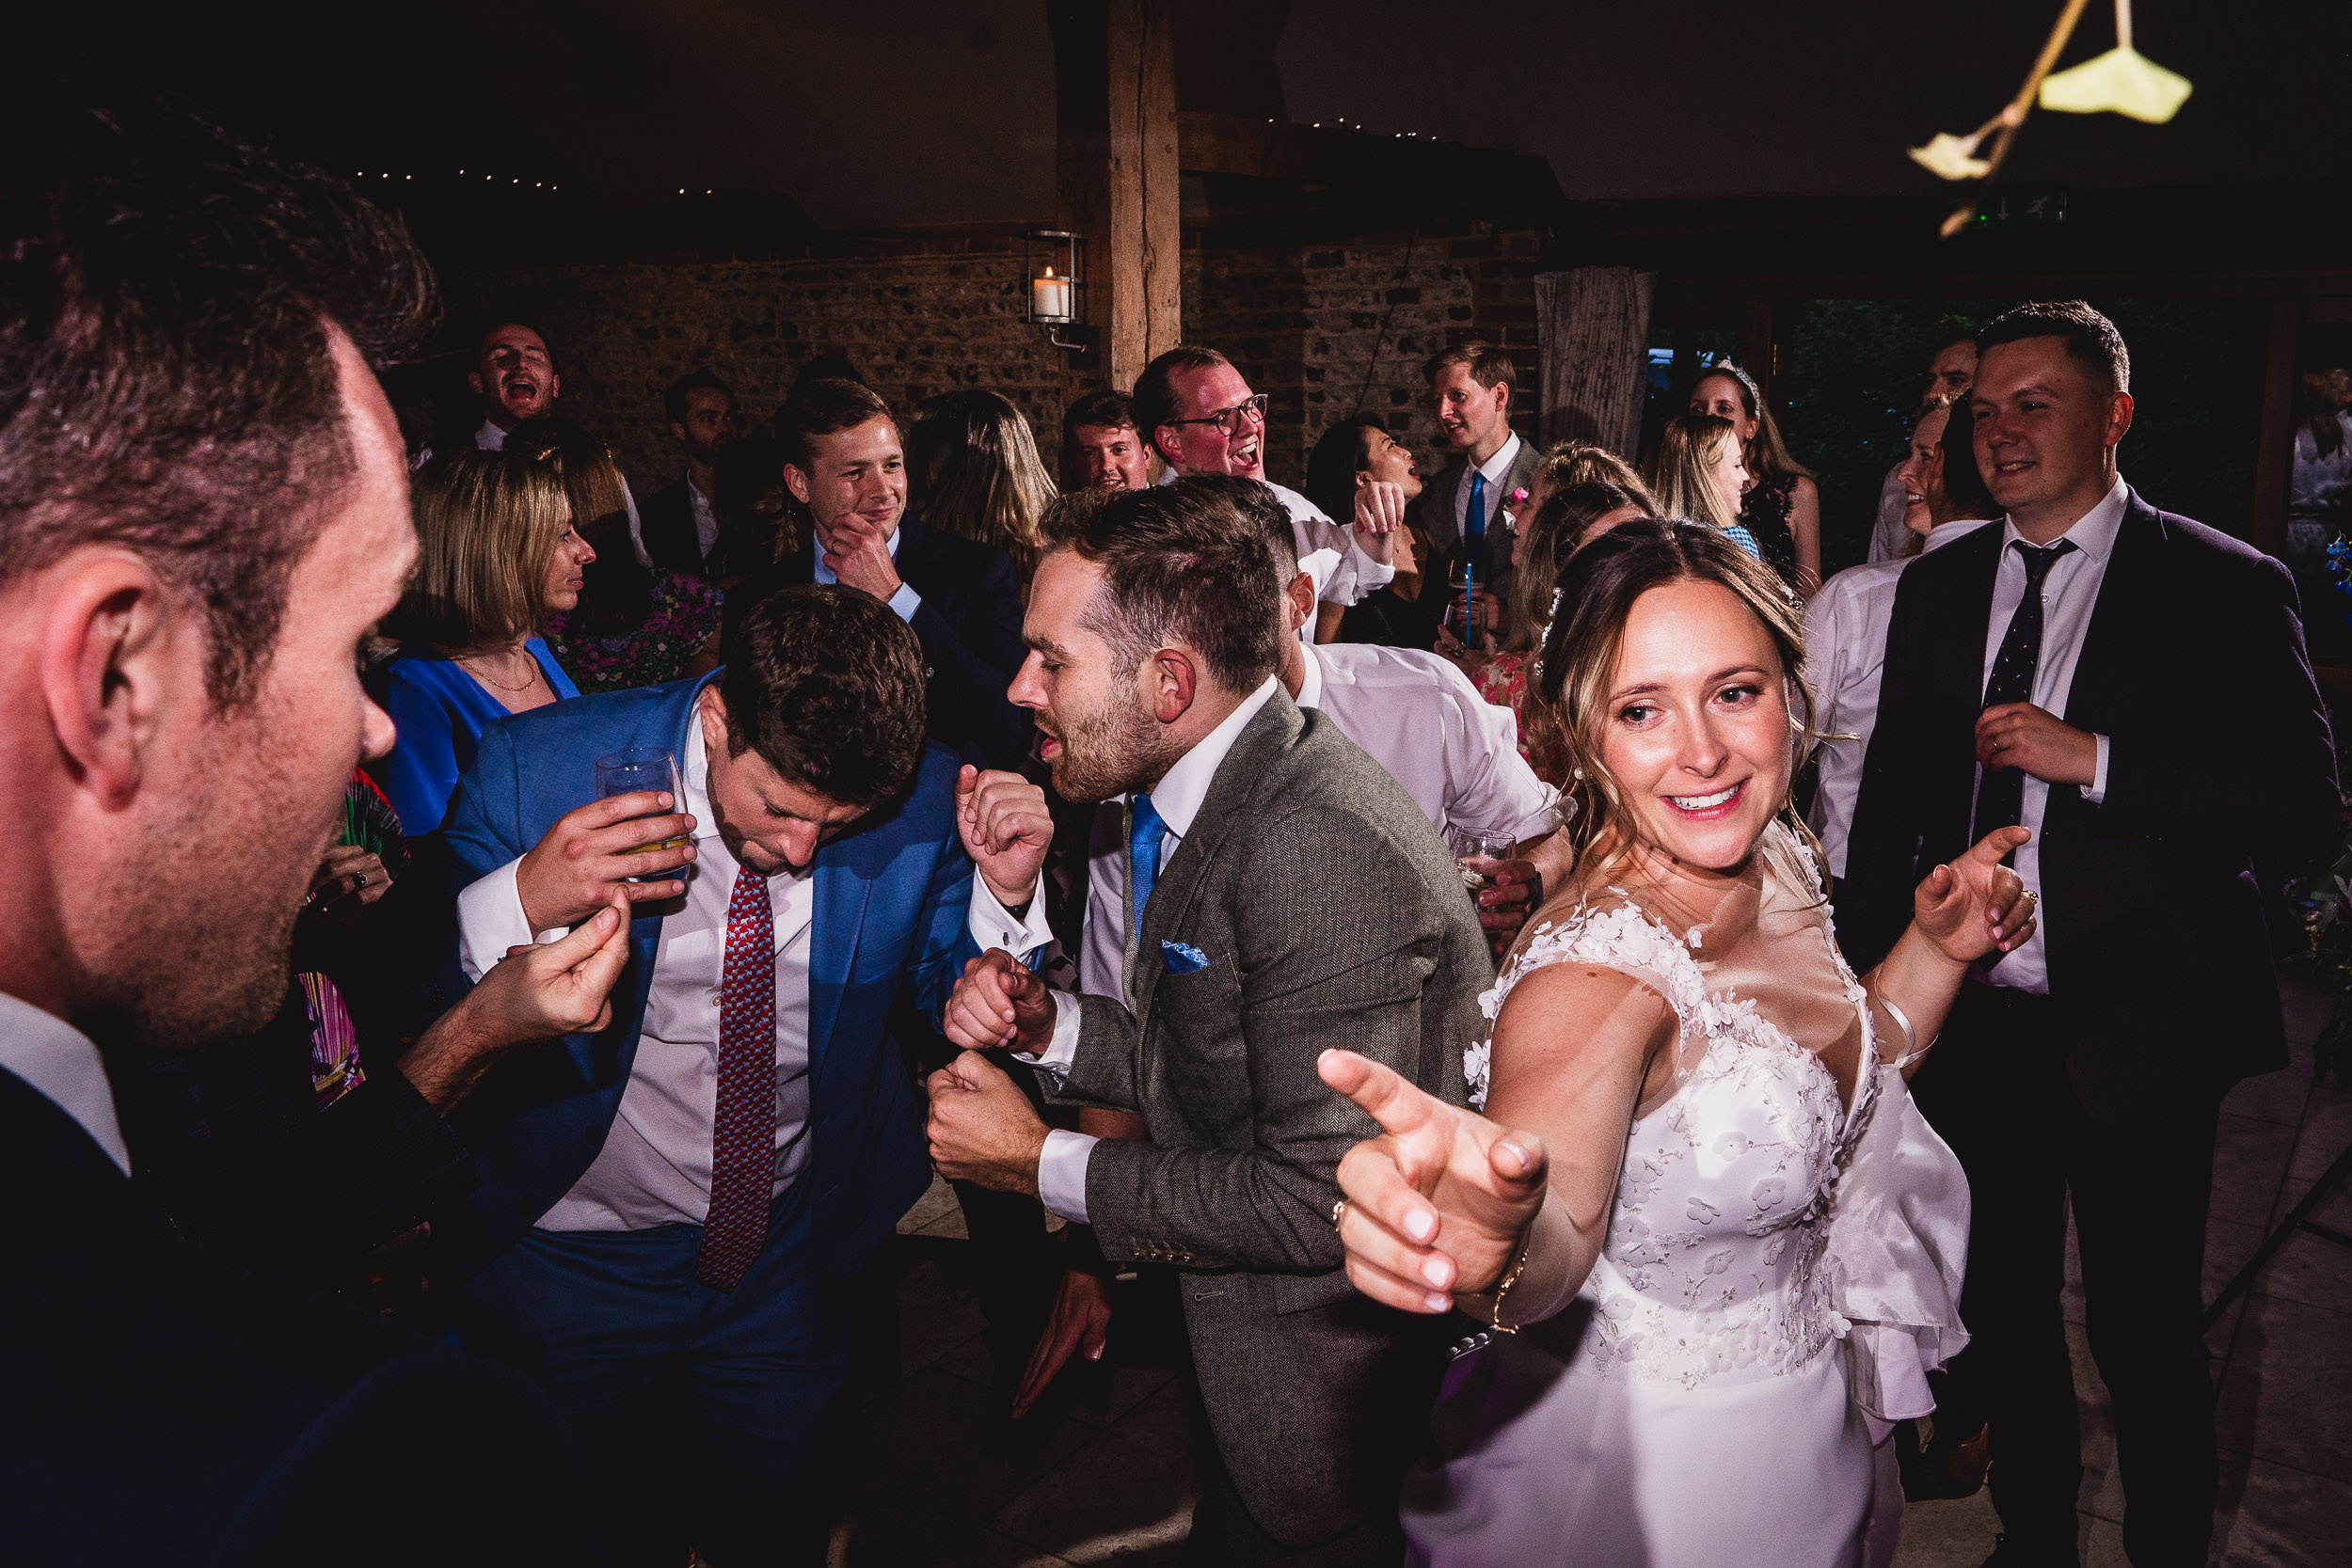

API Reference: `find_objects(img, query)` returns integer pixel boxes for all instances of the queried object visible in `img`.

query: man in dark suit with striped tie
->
[1841,303,2339,1568]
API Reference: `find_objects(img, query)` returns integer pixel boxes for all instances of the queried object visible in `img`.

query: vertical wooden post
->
[1052,0,1182,392]
[2249,292,2302,558]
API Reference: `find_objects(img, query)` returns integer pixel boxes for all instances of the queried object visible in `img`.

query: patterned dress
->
[544,570,724,692]
[1740,474,1803,588]
[1467,652,1573,788]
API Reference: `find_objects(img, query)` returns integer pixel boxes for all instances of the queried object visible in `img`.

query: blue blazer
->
[372,638,580,834]
[432,673,974,1284]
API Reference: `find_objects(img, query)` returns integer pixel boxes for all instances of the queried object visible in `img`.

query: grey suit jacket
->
[1408,436,1543,620]
[1057,690,1486,1549]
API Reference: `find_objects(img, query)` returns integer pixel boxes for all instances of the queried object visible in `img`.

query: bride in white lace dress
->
[1320,519,2031,1567]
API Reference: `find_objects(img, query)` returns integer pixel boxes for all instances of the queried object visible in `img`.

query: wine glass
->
[594,747,686,880]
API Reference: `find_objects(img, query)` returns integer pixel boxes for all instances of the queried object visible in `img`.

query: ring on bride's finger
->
[1331,1196,1352,1232]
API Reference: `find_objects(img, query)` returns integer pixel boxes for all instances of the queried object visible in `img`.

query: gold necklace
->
[458,652,539,692]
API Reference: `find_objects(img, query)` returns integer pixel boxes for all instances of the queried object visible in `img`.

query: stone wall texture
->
[448,221,1547,502]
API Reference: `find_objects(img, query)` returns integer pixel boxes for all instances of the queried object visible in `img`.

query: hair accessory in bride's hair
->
[1531,586,1566,680]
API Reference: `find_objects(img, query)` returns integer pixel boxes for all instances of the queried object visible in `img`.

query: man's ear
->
[548,370,562,403]
[782,464,813,505]
[1493,381,1513,417]
[467,369,485,399]
[1285,571,1315,635]
[671,421,689,446]
[40,553,189,810]
[2106,390,2135,449]
[1145,647,1199,724]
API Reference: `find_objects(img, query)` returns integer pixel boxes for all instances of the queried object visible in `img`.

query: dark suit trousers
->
[449,1177,847,1568]
[1913,986,2219,1567]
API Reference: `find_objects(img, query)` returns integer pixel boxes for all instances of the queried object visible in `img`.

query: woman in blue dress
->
[373,448,594,832]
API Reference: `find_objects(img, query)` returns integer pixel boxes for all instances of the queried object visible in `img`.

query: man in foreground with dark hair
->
[1843,301,2338,1567]
[0,74,613,1565]
[1064,387,1152,492]
[723,377,1030,768]
[925,482,1485,1565]
[640,370,739,574]
[436,586,1053,1564]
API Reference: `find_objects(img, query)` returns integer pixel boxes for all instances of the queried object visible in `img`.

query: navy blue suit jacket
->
[431,675,975,1284]
[0,1067,606,1566]
[721,515,1030,768]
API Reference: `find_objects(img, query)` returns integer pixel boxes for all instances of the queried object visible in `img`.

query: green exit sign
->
[1978,190,2069,226]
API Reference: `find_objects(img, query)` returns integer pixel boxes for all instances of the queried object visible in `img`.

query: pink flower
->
[1507,487,1529,507]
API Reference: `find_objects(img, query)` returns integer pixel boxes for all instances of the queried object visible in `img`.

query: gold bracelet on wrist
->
[1486,1228,1534,1334]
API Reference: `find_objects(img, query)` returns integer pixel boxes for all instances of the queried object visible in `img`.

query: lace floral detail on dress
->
[1472,882,1884,1389]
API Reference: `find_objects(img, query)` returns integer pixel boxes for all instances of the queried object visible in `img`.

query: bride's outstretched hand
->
[1913,825,2037,964]
[1317,1048,1549,1315]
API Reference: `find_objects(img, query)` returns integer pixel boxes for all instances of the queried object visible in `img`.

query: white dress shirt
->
[1157,470,1393,626]
[1077,643,1555,999]
[1453,432,1524,542]
[0,991,130,1176]
[1975,476,2127,992]
[1803,518,1992,878]
[455,715,1047,1230]
[1027,676,1282,1224]
[812,521,924,624]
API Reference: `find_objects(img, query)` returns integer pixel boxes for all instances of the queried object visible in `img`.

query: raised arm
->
[1321,959,1671,1325]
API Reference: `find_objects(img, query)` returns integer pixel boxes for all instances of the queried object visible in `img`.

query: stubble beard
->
[1045,684,1174,806]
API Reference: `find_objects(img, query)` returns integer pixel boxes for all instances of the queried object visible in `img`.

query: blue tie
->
[1127,793,1166,948]
[1466,470,1487,541]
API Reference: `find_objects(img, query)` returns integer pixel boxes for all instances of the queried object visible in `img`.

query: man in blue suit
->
[435,586,1052,1565]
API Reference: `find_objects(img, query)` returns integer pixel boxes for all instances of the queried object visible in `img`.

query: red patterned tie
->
[696,866,775,1291]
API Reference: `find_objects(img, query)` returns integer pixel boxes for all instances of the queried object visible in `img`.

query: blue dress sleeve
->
[377,662,467,834]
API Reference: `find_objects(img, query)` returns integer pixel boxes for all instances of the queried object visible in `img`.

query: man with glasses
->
[1131,346,1395,640]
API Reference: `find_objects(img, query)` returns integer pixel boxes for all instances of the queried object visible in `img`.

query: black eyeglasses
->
[1163,392,1268,438]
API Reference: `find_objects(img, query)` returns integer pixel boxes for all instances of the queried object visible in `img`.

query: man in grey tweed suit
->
[927,481,1489,1566]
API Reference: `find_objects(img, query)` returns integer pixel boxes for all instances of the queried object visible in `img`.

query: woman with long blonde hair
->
[910,388,1057,583]
[1647,413,1763,562]
[1321,518,2023,1567]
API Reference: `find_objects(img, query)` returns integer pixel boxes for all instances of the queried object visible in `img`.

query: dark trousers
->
[1913,985,2219,1567]
[449,1179,847,1568]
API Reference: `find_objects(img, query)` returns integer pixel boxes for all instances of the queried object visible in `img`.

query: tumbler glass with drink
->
[595,747,689,880]
[1447,827,1516,895]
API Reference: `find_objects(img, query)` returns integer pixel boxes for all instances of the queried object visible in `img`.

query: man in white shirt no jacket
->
[1130,343,1398,641]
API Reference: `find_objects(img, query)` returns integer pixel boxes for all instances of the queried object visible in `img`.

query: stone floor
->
[826,968,2352,1567]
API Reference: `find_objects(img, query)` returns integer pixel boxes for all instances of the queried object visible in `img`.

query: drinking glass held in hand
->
[595,748,690,880]
[1448,827,1516,895]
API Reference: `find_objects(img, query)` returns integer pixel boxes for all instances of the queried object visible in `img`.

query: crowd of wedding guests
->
[6,75,2344,1568]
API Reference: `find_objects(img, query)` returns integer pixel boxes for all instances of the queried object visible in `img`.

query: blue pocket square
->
[1160,940,1211,974]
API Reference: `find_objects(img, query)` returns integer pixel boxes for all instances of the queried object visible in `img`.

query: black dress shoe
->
[1898,1416,1994,1500]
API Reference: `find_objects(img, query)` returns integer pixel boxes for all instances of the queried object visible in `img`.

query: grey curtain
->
[1534,267,1658,459]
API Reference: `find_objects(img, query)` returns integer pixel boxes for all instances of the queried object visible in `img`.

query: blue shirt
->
[374,638,580,833]
[811,523,923,623]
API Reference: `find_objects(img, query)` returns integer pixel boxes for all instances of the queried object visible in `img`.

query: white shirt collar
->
[1295,642,1326,712]
[1142,675,1280,841]
[0,991,130,1175]
[475,419,508,451]
[1921,517,1994,554]
[1474,433,1522,486]
[1999,475,2128,564]
[682,708,723,844]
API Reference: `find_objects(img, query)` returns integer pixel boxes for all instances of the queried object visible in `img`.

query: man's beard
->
[1043,683,1172,805]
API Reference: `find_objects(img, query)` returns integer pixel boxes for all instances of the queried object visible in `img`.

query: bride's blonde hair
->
[1531,516,1821,890]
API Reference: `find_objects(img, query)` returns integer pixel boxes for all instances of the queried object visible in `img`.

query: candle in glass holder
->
[1031,267,1073,322]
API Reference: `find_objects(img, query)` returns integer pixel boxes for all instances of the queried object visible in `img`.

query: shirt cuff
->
[886,580,922,623]
[1013,987,1085,1082]
[969,875,1056,960]
[1037,1128,1098,1225]
[1351,540,1396,590]
[455,858,557,981]
[2080,734,2111,803]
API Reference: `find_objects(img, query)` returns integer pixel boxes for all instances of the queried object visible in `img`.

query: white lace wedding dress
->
[1404,825,1970,1568]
